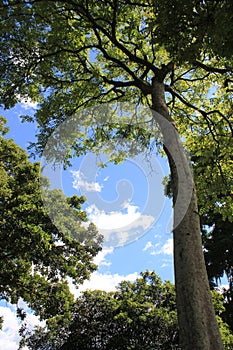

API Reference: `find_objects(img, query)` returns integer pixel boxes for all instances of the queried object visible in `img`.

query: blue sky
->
[0,100,175,349]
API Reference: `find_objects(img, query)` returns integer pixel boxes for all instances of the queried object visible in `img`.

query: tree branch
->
[92,29,151,95]
[80,2,159,76]
[165,85,220,143]
[206,110,233,137]
[193,60,233,74]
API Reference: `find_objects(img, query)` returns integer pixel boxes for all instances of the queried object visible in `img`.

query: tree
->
[22,272,233,350]
[0,116,102,321]
[0,1,232,348]
[20,271,179,349]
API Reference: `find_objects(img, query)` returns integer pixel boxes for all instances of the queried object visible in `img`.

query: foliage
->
[201,211,233,333]
[0,0,231,220]
[202,213,233,286]
[21,271,179,349]
[0,116,102,321]
[22,272,233,349]
[211,291,233,350]
[153,0,233,61]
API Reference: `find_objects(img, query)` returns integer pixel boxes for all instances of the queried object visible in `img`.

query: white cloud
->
[154,243,161,248]
[86,203,155,247]
[93,247,114,267]
[154,234,160,239]
[78,271,139,293]
[100,261,112,267]
[24,313,45,332]
[162,238,173,255]
[87,203,145,230]
[143,241,153,251]
[0,306,21,350]
[161,263,169,268]
[17,96,38,110]
[0,335,19,350]
[0,301,44,350]
[151,238,173,256]
[71,170,103,192]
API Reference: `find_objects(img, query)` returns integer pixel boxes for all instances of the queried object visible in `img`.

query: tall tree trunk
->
[151,76,224,350]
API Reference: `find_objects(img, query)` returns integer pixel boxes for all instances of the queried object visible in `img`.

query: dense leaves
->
[202,213,233,286]
[0,0,231,221]
[22,272,233,349]
[0,116,102,320]
[21,272,179,349]
[153,0,233,61]
[201,211,233,331]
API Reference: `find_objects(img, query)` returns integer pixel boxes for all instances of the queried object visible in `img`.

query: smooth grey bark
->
[151,74,224,350]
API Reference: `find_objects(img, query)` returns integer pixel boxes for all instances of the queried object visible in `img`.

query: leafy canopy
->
[153,0,233,61]
[0,0,232,221]
[22,271,233,350]
[0,116,102,321]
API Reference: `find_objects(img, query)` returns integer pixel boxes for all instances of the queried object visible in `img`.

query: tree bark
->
[151,76,224,350]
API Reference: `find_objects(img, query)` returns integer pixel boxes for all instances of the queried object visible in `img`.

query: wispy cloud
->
[71,170,103,192]
[160,258,173,268]
[151,238,173,256]
[143,241,153,251]
[161,263,169,268]
[162,238,173,255]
